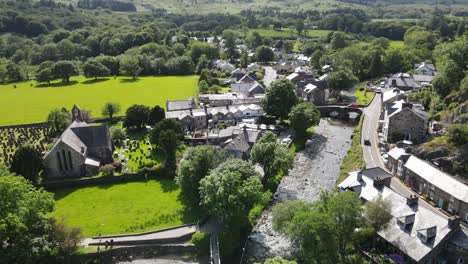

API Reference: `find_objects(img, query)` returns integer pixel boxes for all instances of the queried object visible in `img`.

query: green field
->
[244,28,333,38]
[389,40,405,49]
[50,180,197,237]
[0,76,198,126]
[355,83,376,106]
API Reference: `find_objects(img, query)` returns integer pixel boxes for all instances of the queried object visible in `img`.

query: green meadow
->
[50,180,197,237]
[244,28,333,38]
[0,76,198,126]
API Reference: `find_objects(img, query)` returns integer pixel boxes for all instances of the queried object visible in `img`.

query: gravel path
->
[244,119,354,262]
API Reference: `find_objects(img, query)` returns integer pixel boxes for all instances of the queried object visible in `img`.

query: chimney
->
[406,195,418,206]
[448,216,460,229]
[356,171,362,181]
[204,105,208,115]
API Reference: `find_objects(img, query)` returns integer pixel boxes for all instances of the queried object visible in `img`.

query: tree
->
[447,124,468,146]
[250,132,293,186]
[123,104,150,129]
[264,257,297,264]
[289,102,321,138]
[47,108,71,136]
[0,174,54,263]
[82,59,110,80]
[195,54,209,74]
[10,145,44,184]
[102,102,121,120]
[119,56,142,79]
[199,159,264,225]
[150,118,184,143]
[247,31,263,49]
[330,32,347,50]
[148,105,165,126]
[53,61,78,82]
[240,50,249,68]
[295,20,305,36]
[255,45,275,63]
[222,29,240,62]
[158,129,178,176]
[6,62,23,82]
[364,195,393,247]
[262,79,298,119]
[198,80,209,94]
[48,218,82,261]
[177,146,226,207]
[328,67,358,98]
[110,127,126,146]
[36,68,54,84]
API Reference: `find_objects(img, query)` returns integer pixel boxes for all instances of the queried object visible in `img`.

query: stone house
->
[165,108,208,131]
[403,155,468,223]
[387,73,421,91]
[414,62,436,76]
[339,168,461,264]
[198,93,262,107]
[43,105,113,178]
[302,83,329,105]
[387,147,410,177]
[222,127,252,160]
[231,79,265,97]
[382,89,407,110]
[383,101,429,144]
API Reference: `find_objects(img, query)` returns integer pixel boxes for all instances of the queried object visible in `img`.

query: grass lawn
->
[0,76,198,126]
[50,180,197,237]
[245,27,332,38]
[355,83,375,106]
[337,116,365,185]
[389,40,404,49]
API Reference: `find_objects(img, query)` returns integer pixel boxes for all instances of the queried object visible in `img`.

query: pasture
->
[244,27,333,39]
[50,180,197,237]
[0,76,198,126]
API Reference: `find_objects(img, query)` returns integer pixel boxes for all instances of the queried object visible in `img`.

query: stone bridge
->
[317,105,363,121]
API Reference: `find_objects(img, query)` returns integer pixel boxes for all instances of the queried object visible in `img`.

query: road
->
[262,66,277,88]
[360,94,448,215]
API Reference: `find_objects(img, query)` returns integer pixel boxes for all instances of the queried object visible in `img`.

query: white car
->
[281,137,292,147]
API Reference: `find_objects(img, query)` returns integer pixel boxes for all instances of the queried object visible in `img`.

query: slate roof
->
[388,147,407,160]
[166,98,195,111]
[340,170,454,262]
[405,155,468,203]
[450,226,468,250]
[413,74,435,84]
[71,125,110,148]
[415,62,435,71]
[388,73,420,89]
[223,131,250,154]
[360,167,392,181]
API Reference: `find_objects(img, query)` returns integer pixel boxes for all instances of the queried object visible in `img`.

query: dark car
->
[364,139,371,146]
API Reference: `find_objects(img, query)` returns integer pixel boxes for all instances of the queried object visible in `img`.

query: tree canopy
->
[289,102,321,138]
[262,79,298,119]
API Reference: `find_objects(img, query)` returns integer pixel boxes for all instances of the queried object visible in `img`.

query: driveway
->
[262,66,277,88]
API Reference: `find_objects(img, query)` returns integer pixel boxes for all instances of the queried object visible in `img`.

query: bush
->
[192,232,210,256]
[448,124,468,146]
[99,164,115,176]
[111,127,126,146]
[248,204,264,226]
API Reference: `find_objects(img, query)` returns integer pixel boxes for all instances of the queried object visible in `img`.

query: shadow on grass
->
[53,187,79,201]
[120,78,140,83]
[35,80,78,88]
[82,78,110,85]
[177,192,203,223]
[160,179,178,192]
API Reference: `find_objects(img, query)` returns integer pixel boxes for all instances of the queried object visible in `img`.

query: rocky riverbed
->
[244,119,355,263]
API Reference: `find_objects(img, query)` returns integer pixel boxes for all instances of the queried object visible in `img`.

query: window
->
[57,152,63,171]
[465,213,468,222]
[68,151,73,170]
[458,258,464,264]
[62,150,68,170]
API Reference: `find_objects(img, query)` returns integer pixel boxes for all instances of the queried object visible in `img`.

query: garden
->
[50,179,197,237]
[0,76,198,125]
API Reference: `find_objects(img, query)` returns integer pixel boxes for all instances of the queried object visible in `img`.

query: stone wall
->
[387,109,426,144]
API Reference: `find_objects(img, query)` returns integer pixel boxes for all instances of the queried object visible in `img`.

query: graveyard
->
[0,125,50,166]
[0,75,198,125]
[50,179,197,237]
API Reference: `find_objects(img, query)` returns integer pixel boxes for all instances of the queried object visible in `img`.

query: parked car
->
[364,139,371,146]
[281,137,293,147]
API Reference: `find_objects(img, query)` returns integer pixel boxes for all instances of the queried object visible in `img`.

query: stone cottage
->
[43,105,113,178]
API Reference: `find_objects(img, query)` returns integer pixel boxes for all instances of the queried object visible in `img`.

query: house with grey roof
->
[230,77,265,97]
[382,88,407,110]
[339,168,460,264]
[383,100,429,144]
[402,155,468,223]
[166,98,195,112]
[387,73,421,91]
[221,127,252,160]
[43,105,113,178]
[415,62,436,76]
[386,147,411,177]
[302,83,329,105]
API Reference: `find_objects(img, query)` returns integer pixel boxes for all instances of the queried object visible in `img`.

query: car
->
[347,103,359,109]
[364,139,371,146]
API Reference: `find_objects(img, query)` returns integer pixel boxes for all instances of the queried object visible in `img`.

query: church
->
[43,105,113,178]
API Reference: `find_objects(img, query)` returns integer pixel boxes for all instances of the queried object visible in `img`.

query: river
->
[244,118,355,262]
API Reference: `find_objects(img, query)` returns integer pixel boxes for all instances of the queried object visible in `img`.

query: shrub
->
[448,124,468,146]
[99,164,115,176]
[192,232,210,256]
[248,204,264,226]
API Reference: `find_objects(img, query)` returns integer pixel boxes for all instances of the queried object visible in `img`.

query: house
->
[247,62,262,71]
[321,65,332,73]
[339,168,459,264]
[222,127,252,160]
[386,147,410,177]
[387,73,420,91]
[286,72,301,83]
[231,76,265,97]
[166,98,195,112]
[414,62,435,76]
[165,108,207,131]
[383,100,429,144]
[213,60,235,72]
[43,105,113,178]
[198,93,262,107]
[276,61,299,72]
[382,89,407,110]
[297,55,311,66]
[302,83,328,105]
[402,155,468,223]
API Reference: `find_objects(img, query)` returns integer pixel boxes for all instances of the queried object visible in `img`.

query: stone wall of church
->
[44,141,85,178]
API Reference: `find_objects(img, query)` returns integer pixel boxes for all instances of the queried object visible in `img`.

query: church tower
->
[72,104,83,122]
